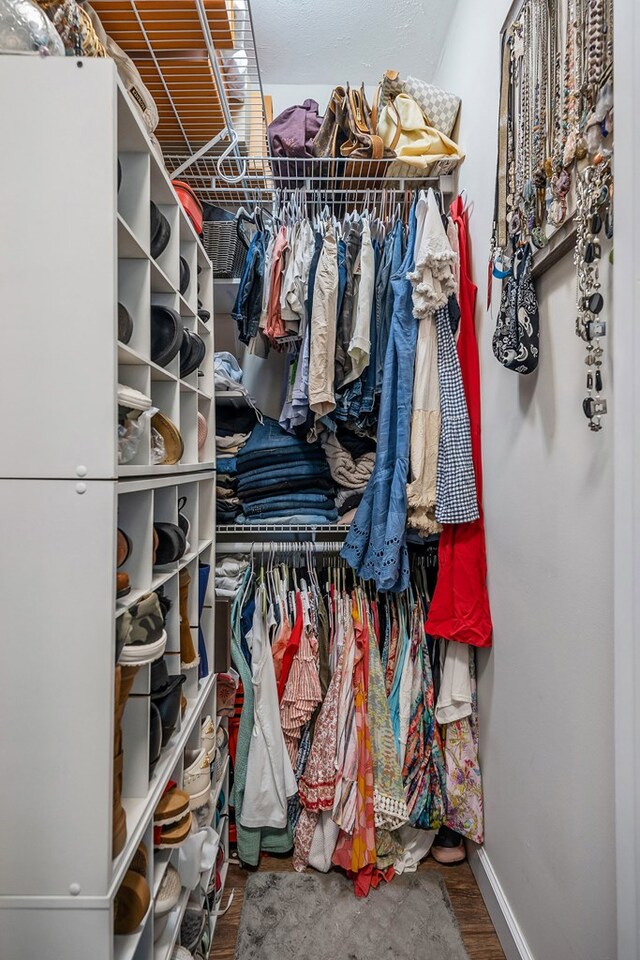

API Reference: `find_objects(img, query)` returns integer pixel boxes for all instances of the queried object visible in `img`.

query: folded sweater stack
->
[320,426,376,520]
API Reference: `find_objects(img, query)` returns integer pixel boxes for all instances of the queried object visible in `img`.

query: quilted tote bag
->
[492,245,540,374]
[379,69,461,138]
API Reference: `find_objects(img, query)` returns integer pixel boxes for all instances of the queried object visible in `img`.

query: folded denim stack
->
[235,417,337,525]
[320,425,377,519]
[216,406,257,524]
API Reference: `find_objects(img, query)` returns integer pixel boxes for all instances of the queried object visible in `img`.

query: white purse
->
[379,70,461,139]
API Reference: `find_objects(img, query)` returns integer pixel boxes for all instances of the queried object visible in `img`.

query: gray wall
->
[434,3,616,958]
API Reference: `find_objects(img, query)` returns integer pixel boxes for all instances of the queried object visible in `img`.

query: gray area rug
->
[235,870,470,960]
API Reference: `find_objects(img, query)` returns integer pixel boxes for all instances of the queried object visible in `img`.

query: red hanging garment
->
[425,196,493,648]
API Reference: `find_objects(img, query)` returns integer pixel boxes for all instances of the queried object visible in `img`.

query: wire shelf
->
[92,0,267,177]
[216,523,349,535]
[162,153,455,209]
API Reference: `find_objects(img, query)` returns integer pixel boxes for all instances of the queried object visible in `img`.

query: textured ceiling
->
[249,0,461,85]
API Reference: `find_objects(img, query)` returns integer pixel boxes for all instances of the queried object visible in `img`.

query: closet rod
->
[218,541,345,555]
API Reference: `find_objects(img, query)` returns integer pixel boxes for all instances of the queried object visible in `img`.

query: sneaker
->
[154,864,182,942]
[183,748,212,810]
[118,592,167,665]
[201,716,217,764]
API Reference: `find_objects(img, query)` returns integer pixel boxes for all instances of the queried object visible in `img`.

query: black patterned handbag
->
[492,245,540,374]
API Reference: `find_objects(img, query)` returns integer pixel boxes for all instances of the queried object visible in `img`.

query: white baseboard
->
[467,845,535,960]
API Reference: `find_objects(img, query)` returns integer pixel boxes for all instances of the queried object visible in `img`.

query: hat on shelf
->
[118,383,152,412]
[151,412,184,465]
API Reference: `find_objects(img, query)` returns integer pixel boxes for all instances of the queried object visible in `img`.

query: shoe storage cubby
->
[115,685,231,960]
[0,56,230,960]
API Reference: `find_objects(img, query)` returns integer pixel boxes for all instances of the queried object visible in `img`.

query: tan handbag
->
[312,84,395,189]
[377,91,465,178]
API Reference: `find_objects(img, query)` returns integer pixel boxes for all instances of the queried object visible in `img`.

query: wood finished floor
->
[211,852,506,960]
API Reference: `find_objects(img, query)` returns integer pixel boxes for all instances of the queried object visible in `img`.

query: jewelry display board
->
[492,0,613,268]
[491,0,614,431]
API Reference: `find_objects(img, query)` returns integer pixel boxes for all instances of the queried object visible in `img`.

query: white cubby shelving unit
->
[0,56,229,960]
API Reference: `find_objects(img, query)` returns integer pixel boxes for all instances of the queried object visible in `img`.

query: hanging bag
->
[492,245,540,374]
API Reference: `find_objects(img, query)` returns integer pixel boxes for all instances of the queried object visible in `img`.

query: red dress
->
[426,197,493,648]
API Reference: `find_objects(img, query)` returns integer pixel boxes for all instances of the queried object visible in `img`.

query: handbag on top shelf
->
[312,83,395,191]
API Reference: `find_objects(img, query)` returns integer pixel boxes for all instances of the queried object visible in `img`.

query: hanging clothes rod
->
[217,541,346,555]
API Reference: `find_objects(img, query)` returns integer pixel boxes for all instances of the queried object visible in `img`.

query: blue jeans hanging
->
[341,201,418,593]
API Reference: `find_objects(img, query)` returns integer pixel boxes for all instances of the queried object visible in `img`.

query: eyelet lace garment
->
[341,200,419,593]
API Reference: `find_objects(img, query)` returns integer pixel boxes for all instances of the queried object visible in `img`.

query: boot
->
[113,663,139,858]
[179,569,198,669]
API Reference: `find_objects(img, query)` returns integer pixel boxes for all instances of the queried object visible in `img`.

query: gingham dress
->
[435,304,479,524]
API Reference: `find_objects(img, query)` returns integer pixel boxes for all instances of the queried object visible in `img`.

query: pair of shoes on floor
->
[431,825,467,865]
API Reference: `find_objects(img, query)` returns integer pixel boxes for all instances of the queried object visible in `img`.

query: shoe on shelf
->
[430,825,467,865]
[201,716,216,765]
[154,782,193,849]
[150,658,186,747]
[172,947,194,960]
[179,569,199,670]
[117,528,132,567]
[153,521,187,565]
[114,864,150,935]
[118,302,133,345]
[193,799,215,832]
[154,811,192,850]
[131,841,148,878]
[149,703,162,778]
[183,748,212,810]
[113,664,140,859]
[154,864,182,943]
[118,592,168,665]
[154,781,190,826]
[178,496,191,552]
[116,572,131,599]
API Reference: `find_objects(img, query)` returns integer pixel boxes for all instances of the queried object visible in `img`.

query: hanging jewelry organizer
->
[492,0,614,431]
[493,0,613,278]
